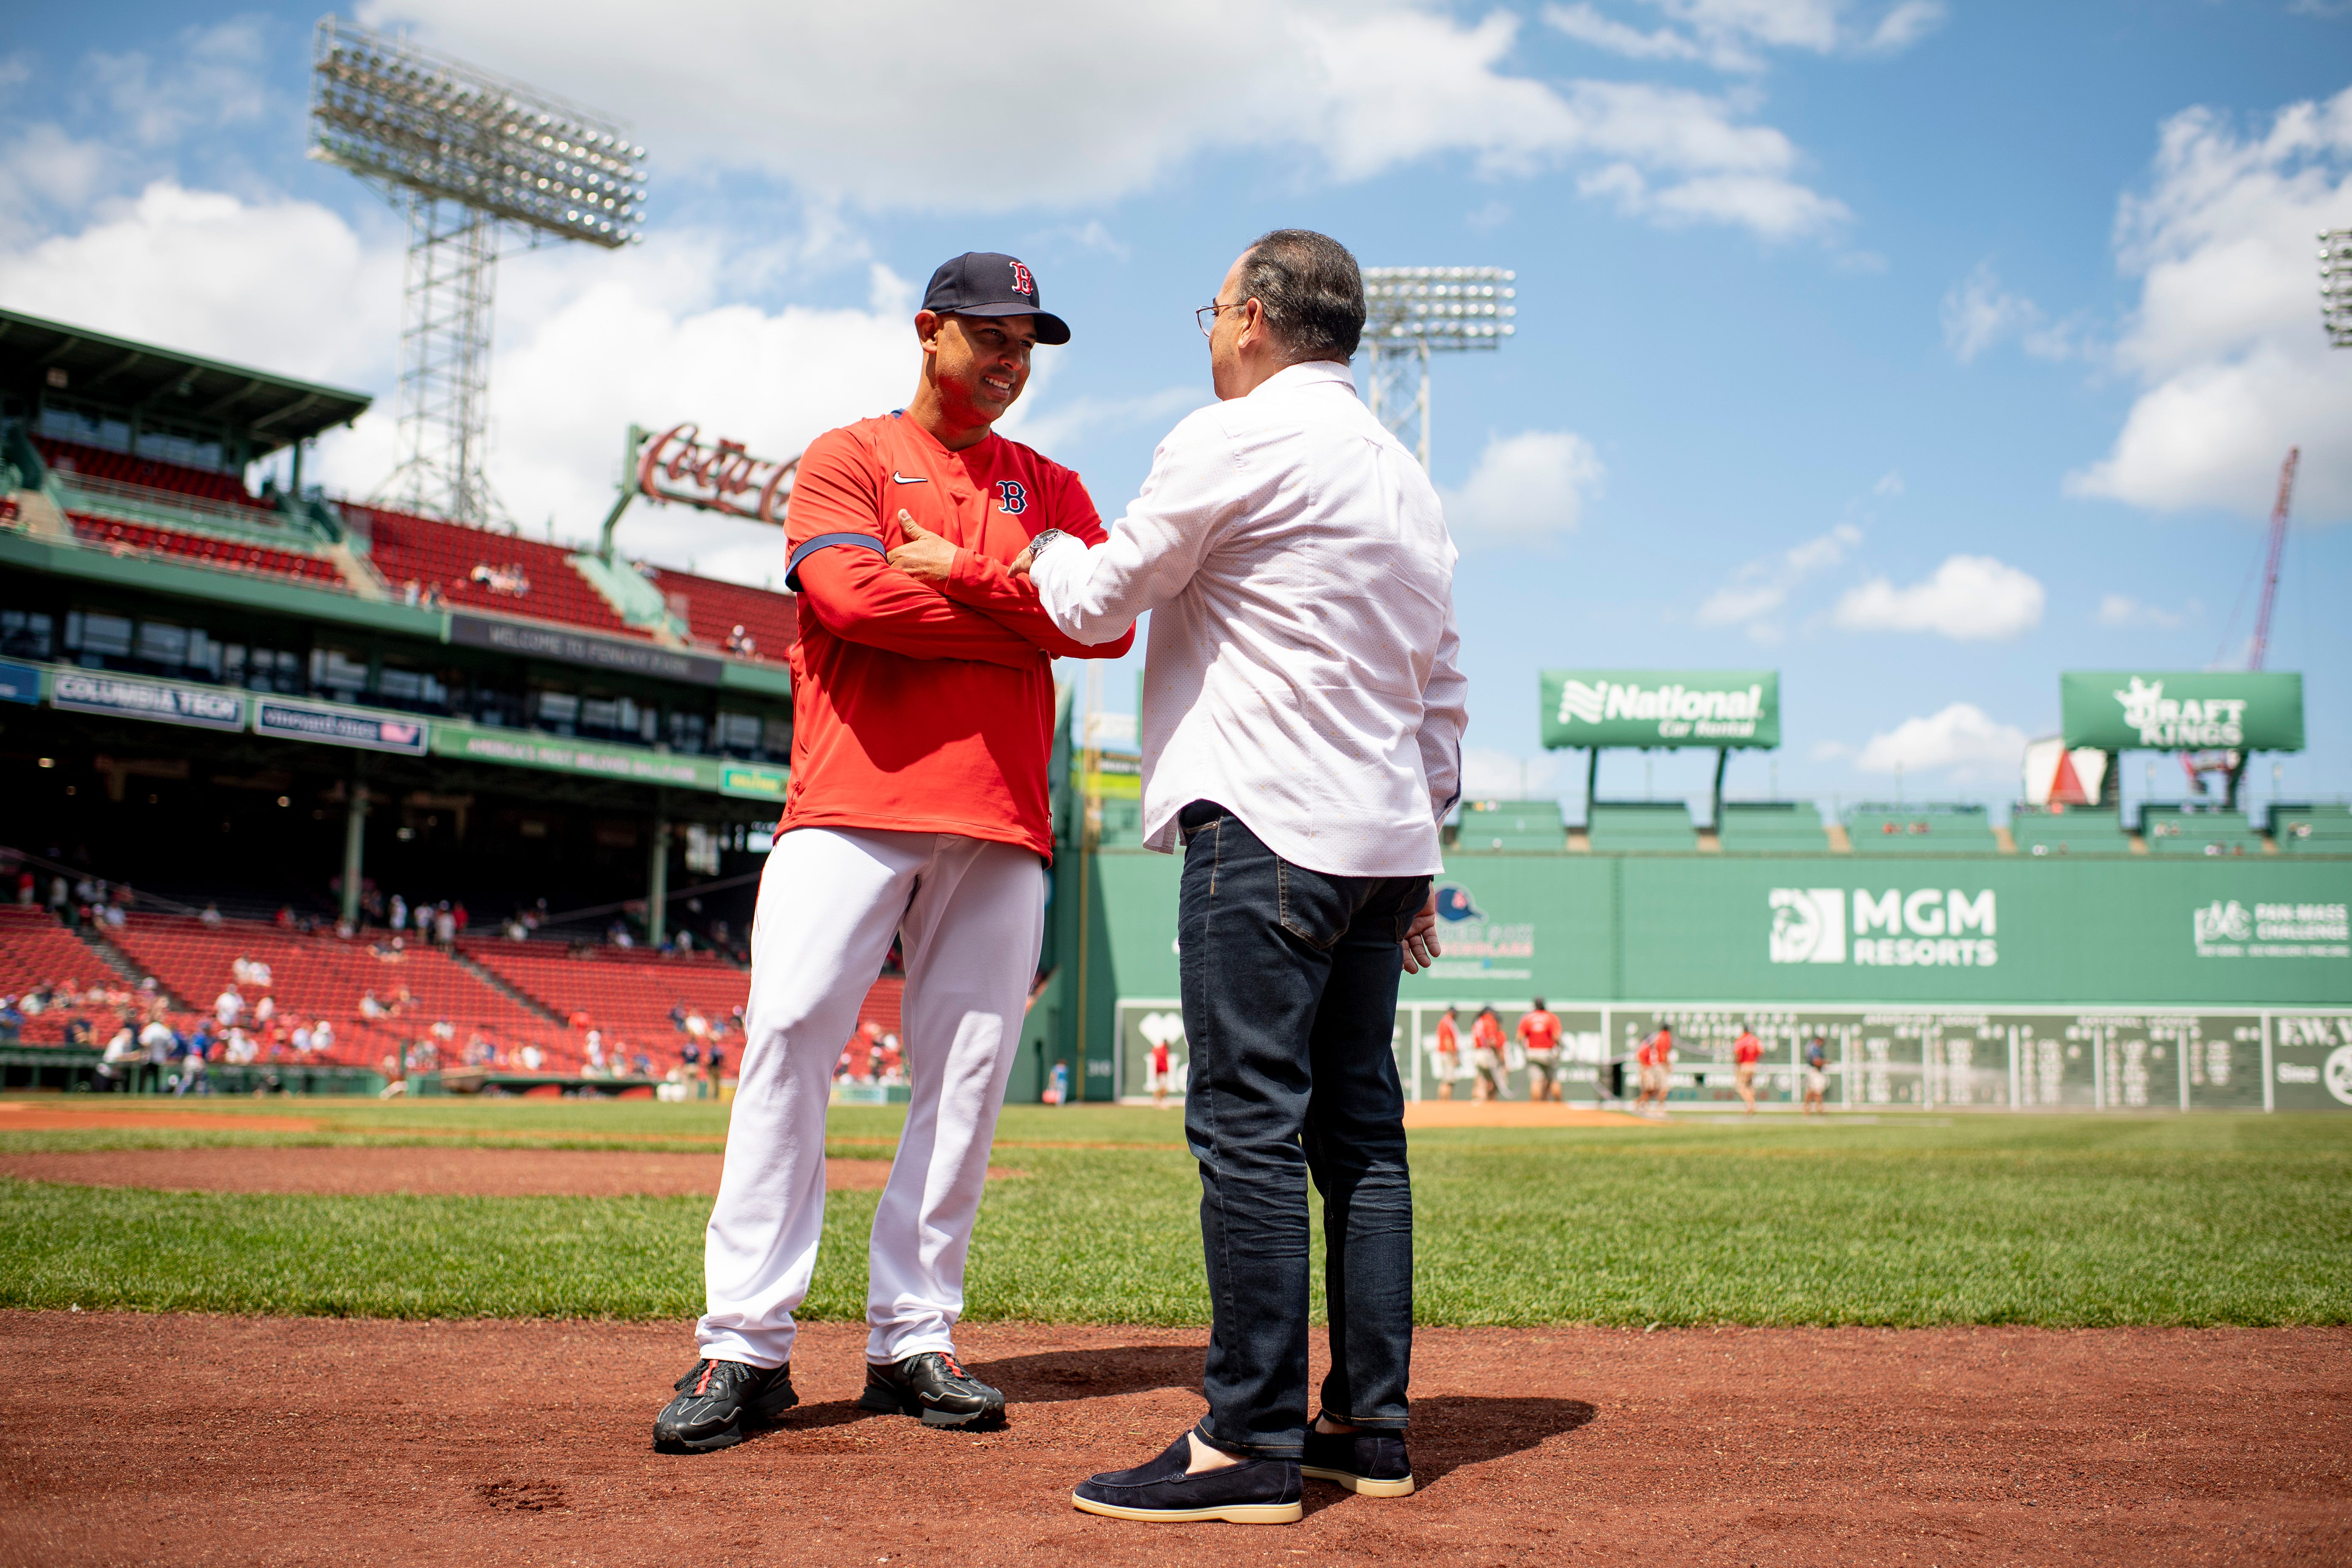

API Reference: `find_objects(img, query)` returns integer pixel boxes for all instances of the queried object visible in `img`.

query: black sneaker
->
[1301,1425,1414,1496]
[855,1350,1007,1429]
[652,1358,797,1454]
[1072,1431,1304,1524]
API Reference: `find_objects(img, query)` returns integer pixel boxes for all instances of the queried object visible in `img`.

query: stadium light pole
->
[308,17,648,526]
[2323,229,2352,348]
[1359,267,1516,468]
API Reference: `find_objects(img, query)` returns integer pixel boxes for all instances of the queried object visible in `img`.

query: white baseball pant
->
[696,825,1043,1369]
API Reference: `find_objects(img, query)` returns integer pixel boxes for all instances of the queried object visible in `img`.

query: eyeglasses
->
[1196,299,1251,337]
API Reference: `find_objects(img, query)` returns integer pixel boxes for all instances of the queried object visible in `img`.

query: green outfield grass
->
[1,1100,2347,1327]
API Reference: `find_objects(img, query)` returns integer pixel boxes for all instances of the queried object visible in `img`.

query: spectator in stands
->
[254,993,276,1028]
[520,1043,544,1073]
[98,1021,139,1092]
[200,902,223,927]
[140,1011,176,1088]
[708,1043,727,1087]
[609,920,634,949]
[632,1051,652,1077]
[13,872,31,906]
[360,990,386,1021]
[585,1031,607,1075]
[389,894,407,934]
[435,906,456,945]
[313,1018,335,1057]
[0,995,22,1040]
[725,623,756,657]
[291,1021,313,1056]
[226,1027,257,1065]
[174,1029,208,1096]
[682,1037,703,1086]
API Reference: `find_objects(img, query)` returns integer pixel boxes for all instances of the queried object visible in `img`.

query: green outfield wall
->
[1053,844,2352,1110]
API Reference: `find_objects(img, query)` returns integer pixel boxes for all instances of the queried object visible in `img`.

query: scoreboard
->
[1116,1000,2352,1112]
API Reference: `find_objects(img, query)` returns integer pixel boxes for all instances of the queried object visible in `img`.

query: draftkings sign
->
[1541,669,1780,749]
[2060,671,2304,752]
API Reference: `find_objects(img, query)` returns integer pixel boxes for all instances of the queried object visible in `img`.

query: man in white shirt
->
[901,230,1464,1524]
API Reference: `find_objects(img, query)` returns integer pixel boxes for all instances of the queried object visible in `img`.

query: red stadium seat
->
[356,505,645,638]
[67,514,345,588]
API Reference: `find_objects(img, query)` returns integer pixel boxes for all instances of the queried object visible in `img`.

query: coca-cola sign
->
[635,423,798,525]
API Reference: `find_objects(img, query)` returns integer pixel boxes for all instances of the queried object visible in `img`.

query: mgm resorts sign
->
[2060,670,2304,752]
[1771,886,1998,968]
[1540,669,1779,749]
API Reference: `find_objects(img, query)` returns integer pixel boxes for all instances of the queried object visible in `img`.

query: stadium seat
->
[1844,805,1998,854]
[2011,805,2130,857]
[640,564,798,662]
[1457,799,1566,852]
[106,915,578,1072]
[1585,801,1697,853]
[1715,801,1830,852]
[35,436,274,512]
[0,906,142,1046]
[357,505,644,637]
[2140,806,2265,857]
[2269,804,2352,855]
[68,514,344,588]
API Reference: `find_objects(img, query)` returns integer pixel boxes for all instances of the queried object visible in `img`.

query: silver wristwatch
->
[1024,528,1073,559]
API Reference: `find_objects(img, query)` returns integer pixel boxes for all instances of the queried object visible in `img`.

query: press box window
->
[376,665,449,710]
[64,611,133,659]
[716,711,763,755]
[310,648,370,696]
[533,691,580,735]
[0,610,53,659]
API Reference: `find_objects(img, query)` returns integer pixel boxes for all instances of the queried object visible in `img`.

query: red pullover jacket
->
[782,411,1133,859]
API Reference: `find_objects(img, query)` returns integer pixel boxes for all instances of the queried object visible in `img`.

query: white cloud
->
[2067,88,2352,521]
[0,181,400,387]
[364,0,1851,239]
[1695,520,1860,634]
[1544,0,1944,71]
[1873,469,1904,496]
[1460,748,1562,801]
[1938,260,2082,364]
[1440,429,1606,545]
[1832,553,2045,640]
[2095,593,2199,630]
[1544,3,1707,62]
[1854,702,2028,780]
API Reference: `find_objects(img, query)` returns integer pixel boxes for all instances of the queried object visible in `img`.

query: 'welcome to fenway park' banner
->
[2061,670,2304,752]
[1541,670,1779,750]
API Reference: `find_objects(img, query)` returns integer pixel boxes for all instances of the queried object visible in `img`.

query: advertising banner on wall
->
[1540,670,1779,749]
[253,698,429,755]
[2059,670,2304,751]
[49,668,247,732]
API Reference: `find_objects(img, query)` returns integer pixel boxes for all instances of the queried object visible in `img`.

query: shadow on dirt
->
[1409,1395,1597,1485]
[970,1344,1206,1405]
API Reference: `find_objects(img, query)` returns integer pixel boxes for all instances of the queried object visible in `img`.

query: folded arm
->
[943,548,1135,661]
[793,543,1043,670]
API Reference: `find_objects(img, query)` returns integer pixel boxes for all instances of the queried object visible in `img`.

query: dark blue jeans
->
[1176,800,1427,1459]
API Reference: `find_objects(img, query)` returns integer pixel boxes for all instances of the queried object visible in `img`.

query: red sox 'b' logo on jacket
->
[1009,261,1035,299]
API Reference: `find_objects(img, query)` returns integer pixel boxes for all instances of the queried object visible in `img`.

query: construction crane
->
[2182,446,2296,806]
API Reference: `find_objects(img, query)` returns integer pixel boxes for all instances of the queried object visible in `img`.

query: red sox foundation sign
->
[635,423,799,525]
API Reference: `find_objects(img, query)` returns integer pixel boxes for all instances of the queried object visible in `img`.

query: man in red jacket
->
[655,253,1133,1454]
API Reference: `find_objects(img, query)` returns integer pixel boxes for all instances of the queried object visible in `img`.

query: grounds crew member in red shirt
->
[1733,1026,1763,1115]
[1516,999,1563,1103]
[655,253,1132,1454]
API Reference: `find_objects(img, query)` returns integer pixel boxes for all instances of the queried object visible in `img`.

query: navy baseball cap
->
[921,252,1070,345]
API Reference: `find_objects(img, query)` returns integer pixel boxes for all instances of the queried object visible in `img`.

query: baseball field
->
[3,1096,2347,1564]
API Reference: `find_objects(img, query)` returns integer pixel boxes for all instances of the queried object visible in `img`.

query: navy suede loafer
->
[1301,1426,1414,1496]
[1071,1432,1304,1524]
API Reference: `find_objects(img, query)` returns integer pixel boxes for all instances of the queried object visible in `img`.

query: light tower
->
[1358,267,1515,468]
[307,17,648,525]
[2323,229,2352,348]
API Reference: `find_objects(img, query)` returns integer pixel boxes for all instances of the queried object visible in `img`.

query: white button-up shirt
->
[1029,359,1467,878]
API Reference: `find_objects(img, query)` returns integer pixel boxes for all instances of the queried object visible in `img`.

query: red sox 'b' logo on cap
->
[1009,261,1035,299]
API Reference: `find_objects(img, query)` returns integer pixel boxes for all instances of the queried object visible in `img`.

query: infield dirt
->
[0,1311,2342,1567]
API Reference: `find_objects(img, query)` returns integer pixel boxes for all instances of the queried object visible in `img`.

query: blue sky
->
[3,1,2347,822]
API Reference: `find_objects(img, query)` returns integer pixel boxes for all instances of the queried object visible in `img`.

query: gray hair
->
[1238,229,1364,363]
